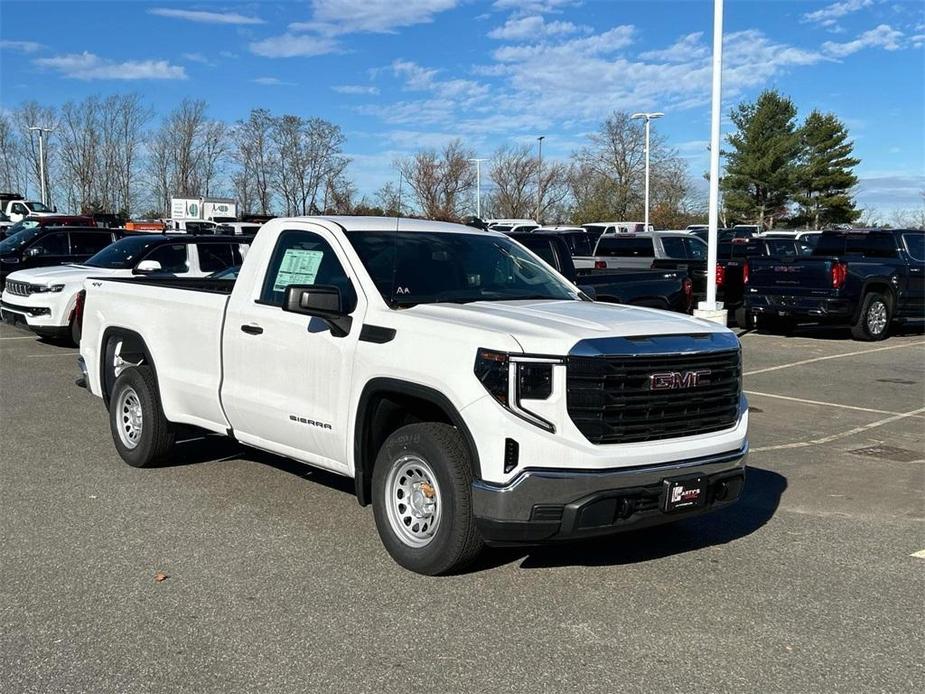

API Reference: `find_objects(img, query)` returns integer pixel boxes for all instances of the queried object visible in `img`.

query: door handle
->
[240,324,263,335]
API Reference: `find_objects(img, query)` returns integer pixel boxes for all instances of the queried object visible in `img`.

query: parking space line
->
[744,341,925,376]
[751,406,925,452]
[0,336,39,341]
[911,550,925,559]
[744,390,925,418]
[26,353,79,358]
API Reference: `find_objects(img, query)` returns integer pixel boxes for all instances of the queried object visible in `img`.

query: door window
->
[142,244,189,273]
[902,233,925,262]
[260,230,357,311]
[683,237,707,259]
[11,203,27,216]
[69,232,112,256]
[28,232,68,256]
[661,237,687,258]
[197,242,244,273]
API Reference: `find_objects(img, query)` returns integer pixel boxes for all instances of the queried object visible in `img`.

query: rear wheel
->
[109,366,175,467]
[756,314,794,335]
[372,422,484,575]
[734,307,754,330]
[851,292,891,341]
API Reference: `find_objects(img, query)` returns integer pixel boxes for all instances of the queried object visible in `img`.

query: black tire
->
[69,315,81,346]
[109,366,175,468]
[734,306,754,330]
[372,422,484,575]
[756,314,794,335]
[851,292,891,341]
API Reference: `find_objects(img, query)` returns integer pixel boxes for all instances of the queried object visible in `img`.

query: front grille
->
[5,280,31,297]
[567,348,741,444]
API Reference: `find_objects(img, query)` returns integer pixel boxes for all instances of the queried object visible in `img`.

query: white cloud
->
[290,0,458,35]
[333,84,381,95]
[182,52,214,65]
[148,8,264,25]
[822,24,904,56]
[0,40,44,53]
[252,77,296,86]
[488,15,586,41]
[249,33,340,58]
[803,0,873,28]
[639,32,708,63]
[391,59,490,100]
[493,25,635,62]
[492,0,577,14]
[34,52,187,80]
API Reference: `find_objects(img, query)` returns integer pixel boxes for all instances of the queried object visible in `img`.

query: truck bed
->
[96,276,237,294]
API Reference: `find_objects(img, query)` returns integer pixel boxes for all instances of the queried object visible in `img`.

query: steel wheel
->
[866,299,888,336]
[116,386,143,450]
[384,455,442,548]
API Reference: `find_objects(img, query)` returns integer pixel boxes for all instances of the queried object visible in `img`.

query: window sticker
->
[273,248,324,292]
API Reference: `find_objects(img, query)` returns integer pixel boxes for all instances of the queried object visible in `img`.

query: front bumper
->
[747,293,852,321]
[472,444,747,544]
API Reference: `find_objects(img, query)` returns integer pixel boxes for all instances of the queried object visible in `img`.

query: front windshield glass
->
[84,235,161,269]
[346,231,579,306]
[27,201,52,213]
[0,227,42,254]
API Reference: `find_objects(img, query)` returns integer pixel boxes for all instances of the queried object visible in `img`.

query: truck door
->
[899,232,924,317]
[220,224,366,470]
[9,202,28,223]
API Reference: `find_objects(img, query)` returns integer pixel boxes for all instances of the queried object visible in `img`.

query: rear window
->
[813,232,896,258]
[765,239,800,257]
[660,237,687,259]
[69,231,112,255]
[197,242,245,272]
[903,233,924,262]
[595,237,654,258]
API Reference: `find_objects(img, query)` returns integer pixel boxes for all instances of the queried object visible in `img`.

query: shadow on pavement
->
[471,466,787,572]
[746,320,923,342]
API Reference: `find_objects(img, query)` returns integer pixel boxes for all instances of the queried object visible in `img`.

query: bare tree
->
[398,140,475,221]
[0,113,30,195]
[376,181,405,216]
[13,101,57,205]
[199,120,228,197]
[232,109,273,214]
[486,144,537,218]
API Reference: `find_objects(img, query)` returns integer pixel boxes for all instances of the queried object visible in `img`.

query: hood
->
[4,264,123,286]
[404,299,729,354]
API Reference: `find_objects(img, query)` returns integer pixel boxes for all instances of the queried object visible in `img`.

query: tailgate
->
[748,256,836,292]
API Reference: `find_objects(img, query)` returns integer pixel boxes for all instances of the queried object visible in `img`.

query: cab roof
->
[298,216,490,235]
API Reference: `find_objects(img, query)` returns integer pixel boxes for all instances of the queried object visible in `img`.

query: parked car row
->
[0,228,252,344]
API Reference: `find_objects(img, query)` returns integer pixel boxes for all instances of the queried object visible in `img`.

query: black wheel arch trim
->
[99,326,160,408]
[353,377,482,506]
[852,279,896,323]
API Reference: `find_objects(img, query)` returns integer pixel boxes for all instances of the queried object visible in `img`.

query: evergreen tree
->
[795,110,860,229]
[721,90,800,229]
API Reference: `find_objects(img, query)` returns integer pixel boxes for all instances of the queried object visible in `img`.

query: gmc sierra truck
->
[745,228,924,340]
[79,216,749,575]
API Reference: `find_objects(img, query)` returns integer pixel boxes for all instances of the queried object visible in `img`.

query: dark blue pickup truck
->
[744,228,924,340]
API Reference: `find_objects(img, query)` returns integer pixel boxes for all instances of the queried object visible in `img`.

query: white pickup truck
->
[3,199,55,223]
[79,216,748,574]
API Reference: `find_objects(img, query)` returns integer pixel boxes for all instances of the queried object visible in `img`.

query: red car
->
[1,215,96,240]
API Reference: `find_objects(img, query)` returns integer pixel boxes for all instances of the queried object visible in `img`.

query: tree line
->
[0,90,892,230]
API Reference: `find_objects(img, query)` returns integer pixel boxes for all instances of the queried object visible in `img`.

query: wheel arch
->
[852,279,895,323]
[353,378,481,506]
[99,327,159,408]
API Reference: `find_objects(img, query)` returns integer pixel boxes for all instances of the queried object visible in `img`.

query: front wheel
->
[109,366,175,467]
[851,292,891,341]
[372,422,484,575]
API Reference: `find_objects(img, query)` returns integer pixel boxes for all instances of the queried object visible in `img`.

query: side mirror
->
[134,259,162,273]
[25,247,42,258]
[283,284,352,337]
[577,284,597,300]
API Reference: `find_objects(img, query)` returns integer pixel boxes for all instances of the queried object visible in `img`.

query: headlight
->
[474,348,563,432]
[32,284,65,293]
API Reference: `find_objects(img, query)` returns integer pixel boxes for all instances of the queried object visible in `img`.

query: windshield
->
[346,231,579,306]
[0,227,42,254]
[84,235,161,268]
[27,201,52,213]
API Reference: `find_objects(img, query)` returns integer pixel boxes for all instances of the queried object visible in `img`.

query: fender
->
[852,277,896,323]
[98,326,160,408]
[353,377,482,506]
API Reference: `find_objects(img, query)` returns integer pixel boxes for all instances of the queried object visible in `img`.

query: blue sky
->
[1,0,923,214]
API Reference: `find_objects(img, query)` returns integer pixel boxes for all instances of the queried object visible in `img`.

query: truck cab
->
[4,199,55,223]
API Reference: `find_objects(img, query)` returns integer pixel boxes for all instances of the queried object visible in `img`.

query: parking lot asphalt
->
[1,320,923,694]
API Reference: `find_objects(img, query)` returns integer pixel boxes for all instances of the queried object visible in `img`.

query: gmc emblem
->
[649,369,712,390]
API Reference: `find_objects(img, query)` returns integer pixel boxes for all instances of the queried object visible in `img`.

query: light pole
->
[703,0,724,315]
[27,125,54,206]
[469,158,488,218]
[630,112,663,230]
[536,135,545,223]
